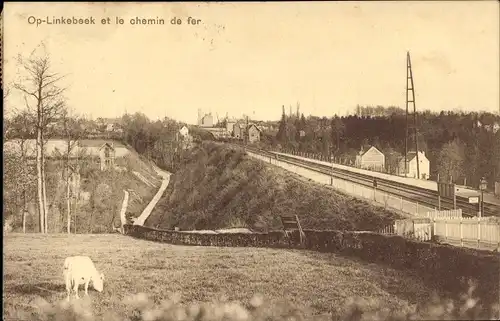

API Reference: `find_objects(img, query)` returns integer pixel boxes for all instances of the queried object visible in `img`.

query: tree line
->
[265,104,500,190]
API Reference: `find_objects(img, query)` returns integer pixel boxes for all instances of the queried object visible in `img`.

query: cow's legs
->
[73,280,80,299]
[66,279,72,301]
[84,280,90,296]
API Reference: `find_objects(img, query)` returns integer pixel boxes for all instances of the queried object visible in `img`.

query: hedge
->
[123,224,500,308]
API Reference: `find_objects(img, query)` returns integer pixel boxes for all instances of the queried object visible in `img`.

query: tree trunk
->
[66,167,71,234]
[22,190,28,233]
[42,150,49,234]
[36,128,45,233]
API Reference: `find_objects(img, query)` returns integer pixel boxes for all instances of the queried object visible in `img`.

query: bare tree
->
[60,108,87,234]
[13,45,67,233]
[4,111,37,232]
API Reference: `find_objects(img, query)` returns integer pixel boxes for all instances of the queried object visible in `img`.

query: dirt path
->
[119,190,130,229]
[133,168,171,226]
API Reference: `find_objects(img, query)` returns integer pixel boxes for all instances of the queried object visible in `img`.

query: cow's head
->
[93,272,105,292]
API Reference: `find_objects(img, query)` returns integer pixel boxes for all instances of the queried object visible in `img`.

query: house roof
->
[358,145,381,156]
[398,151,427,163]
[248,124,261,132]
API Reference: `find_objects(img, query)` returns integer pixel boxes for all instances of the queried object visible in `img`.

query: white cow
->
[63,256,105,300]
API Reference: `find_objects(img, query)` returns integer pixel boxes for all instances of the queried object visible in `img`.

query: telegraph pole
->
[404,54,409,177]
[405,51,420,179]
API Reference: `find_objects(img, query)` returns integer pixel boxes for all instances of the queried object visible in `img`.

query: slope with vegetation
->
[3,141,160,234]
[258,105,500,191]
[146,142,402,232]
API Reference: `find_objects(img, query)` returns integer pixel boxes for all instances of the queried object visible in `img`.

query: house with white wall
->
[179,125,189,138]
[355,146,385,171]
[398,151,430,180]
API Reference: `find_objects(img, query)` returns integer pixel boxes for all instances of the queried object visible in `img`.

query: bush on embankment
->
[146,142,402,232]
[124,224,500,312]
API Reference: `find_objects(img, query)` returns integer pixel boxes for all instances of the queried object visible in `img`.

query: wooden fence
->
[379,212,500,251]
[433,217,500,250]
[425,209,462,219]
[378,218,433,242]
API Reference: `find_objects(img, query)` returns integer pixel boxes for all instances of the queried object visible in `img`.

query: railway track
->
[240,145,499,217]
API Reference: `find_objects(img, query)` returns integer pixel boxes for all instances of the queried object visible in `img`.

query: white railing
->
[425,209,462,219]
[433,217,500,250]
[378,210,500,251]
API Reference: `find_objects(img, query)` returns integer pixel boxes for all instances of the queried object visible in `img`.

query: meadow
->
[2,233,457,320]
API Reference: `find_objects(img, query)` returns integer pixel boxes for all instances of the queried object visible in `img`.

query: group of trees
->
[119,112,186,172]
[4,45,94,234]
[270,104,500,190]
[3,46,188,234]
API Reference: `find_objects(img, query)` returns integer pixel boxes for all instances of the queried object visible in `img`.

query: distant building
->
[200,114,214,127]
[226,121,236,135]
[398,151,430,180]
[98,142,115,170]
[203,127,230,139]
[178,126,194,150]
[247,124,261,143]
[233,121,246,139]
[105,123,123,133]
[230,122,261,142]
[179,125,189,137]
[197,109,214,128]
[355,146,385,171]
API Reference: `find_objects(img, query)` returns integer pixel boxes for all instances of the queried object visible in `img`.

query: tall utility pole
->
[405,51,420,179]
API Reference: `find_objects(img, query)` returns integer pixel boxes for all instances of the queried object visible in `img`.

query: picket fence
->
[433,217,500,250]
[425,209,463,219]
[379,209,500,251]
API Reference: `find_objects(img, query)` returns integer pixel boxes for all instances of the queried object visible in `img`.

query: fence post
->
[460,218,463,247]
[445,220,448,242]
[400,197,403,211]
[431,218,435,240]
[497,224,500,252]
[477,218,481,249]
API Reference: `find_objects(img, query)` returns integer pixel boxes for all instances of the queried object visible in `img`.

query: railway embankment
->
[145,141,402,232]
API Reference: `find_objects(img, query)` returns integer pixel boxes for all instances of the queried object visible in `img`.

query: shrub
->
[14,286,500,321]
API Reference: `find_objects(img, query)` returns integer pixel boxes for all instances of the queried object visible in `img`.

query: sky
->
[3,2,499,124]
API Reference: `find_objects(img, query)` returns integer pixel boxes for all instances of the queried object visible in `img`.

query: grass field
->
[3,233,445,320]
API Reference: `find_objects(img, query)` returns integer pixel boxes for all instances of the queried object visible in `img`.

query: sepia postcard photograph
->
[2,1,500,320]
